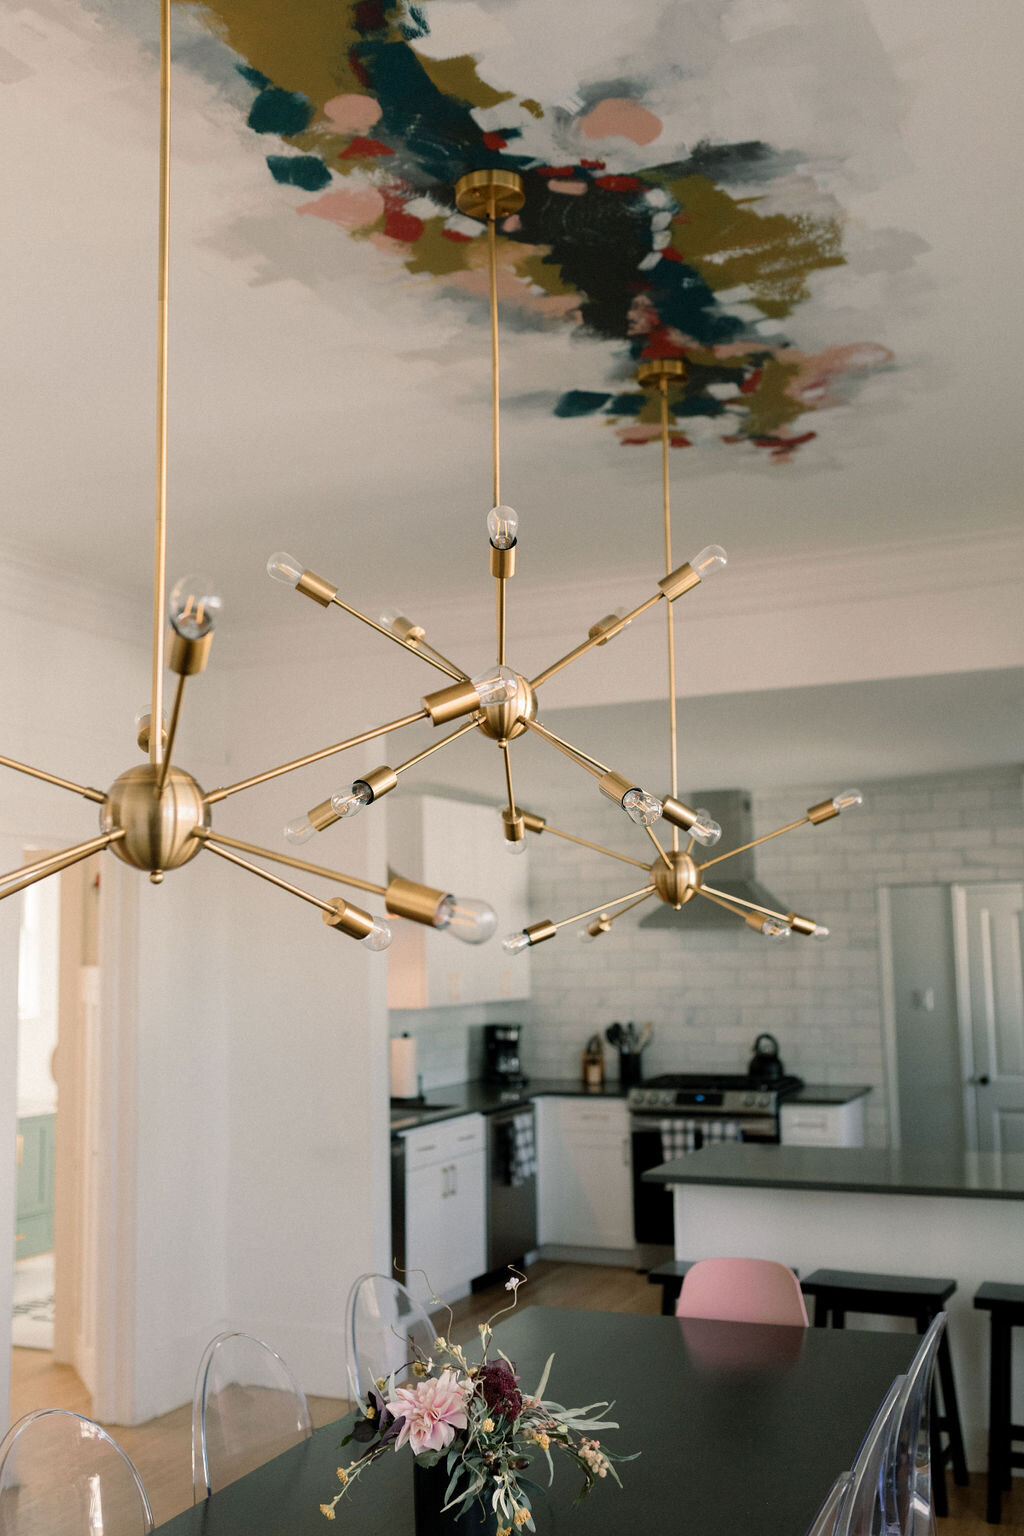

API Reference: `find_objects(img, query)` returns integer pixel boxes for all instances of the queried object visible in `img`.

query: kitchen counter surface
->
[788,1083,871,1105]
[390,1077,628,1132]
[644,1141,1024,1200]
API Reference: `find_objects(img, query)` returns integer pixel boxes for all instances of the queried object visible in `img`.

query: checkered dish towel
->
[659,1118,743,1161]
[496,1111,537,1188]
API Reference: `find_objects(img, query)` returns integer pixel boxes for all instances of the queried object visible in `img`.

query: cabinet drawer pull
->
[416,1142,438,1154]
[456,1133,476,1143]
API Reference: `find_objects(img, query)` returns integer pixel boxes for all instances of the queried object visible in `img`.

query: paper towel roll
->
[390,1034,418,1100]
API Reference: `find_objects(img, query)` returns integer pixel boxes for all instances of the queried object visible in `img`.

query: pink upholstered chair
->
[675,1257,809,1326]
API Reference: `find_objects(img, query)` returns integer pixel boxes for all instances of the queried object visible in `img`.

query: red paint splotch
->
[482,132,507,150]
[594,174,644,192]
[380,187,423,243]
[339,136,394,159]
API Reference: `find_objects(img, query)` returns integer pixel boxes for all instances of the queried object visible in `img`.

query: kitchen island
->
[644,1144,1024,1469]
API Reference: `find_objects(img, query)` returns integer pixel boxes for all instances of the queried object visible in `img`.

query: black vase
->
[412,1459,498,1536]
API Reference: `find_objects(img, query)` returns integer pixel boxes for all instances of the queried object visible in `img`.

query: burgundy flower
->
[477,1361,522,1421]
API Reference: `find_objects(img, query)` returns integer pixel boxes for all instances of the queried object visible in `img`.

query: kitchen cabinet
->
[15,1112,55,1259]
[535,1097,633,1250]
[403,1114,486,1300]
[388,795,531,1009]
[780,1097,866,1147]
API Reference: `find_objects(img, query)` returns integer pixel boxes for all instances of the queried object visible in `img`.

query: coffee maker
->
[484,1024,528,1087]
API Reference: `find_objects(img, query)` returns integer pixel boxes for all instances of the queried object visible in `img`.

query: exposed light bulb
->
[502,931,531,956]
[267,552,304,587]
[688,809,722,847]
[689,545,727,581]
[505,837,528,855]
[487,505,519,549]
[168,574,222,638]
[832,788,864,814]
[811,924,830,940]
[284,816,317,846]
[330,782,373,819]
[379,610,402,632]
[622,788,663,827]
[471,665,519,708]
[760,917,792,940]
[360,919,392,952]
[435,895,498,945]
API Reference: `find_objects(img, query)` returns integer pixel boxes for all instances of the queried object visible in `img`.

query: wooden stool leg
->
[986,1314,1010,1524]
[936,1330,970,1487]
[812,1295,830,1328]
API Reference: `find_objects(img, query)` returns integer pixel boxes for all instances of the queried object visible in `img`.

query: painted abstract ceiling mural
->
[160,0,912,461]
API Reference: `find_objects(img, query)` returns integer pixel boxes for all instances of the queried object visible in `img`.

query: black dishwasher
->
[486,1105,537,1274]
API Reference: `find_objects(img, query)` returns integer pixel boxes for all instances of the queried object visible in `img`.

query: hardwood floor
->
[9,1260,1023,1532]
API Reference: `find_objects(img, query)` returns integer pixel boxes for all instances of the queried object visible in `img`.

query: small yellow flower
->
[320,1503,337,1519]
[365,1404,376,1419]
[434,1336,446,1350]
[413,1361,428,1376]
[498,1526,512,1536]
[336,1467,348,1486]
[537,1433,549,1450]
[514,1508,530,1526]
[375,1377,386,1391]
[482,1418,495,1434]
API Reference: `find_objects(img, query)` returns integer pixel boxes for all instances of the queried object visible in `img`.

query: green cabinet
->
[15,1113,55,1259]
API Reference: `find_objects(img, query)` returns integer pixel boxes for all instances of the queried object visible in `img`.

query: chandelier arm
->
[698,816,811,871]
[659,384,680,854]
[148,0,171,767]
[0,755,106,805]
[699,881,792,925]
[154,673,187,800]
[203,709,429,805]
[200,838,340,914]
[497,575,507,668]
[500,740,517,821]
[328,595,465,682]
[415,638,470,681]
[0,831,125,905]
[695,887,752,922]
[529,591,664,690]
[532,822,651,870]
[488,199,501,509]
[393,717,479,777]
[518,717,608,777]
[193,829,386,897]
[605,888,659,925]
[642,823,673,870]
[550,883,658,933]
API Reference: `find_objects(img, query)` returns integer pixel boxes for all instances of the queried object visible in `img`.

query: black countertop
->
[643,1142,1024,1200]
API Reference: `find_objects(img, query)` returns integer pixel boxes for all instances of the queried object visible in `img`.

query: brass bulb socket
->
[360,765,399,801]
[588,613,624,646]
[787,912,818,937]
[308,798,339,832]
[135,715,168,755]
[296,570,339,607]
[502,809,526,843]
[322,897,375,941]
[385,876,448,927]
[658,562,700,603]
[389,616,425,644]
[598,770,634,806]
[490,543,517,579]
[423,680,481,727]
[745,912,767,933]
[525,919,557,946]
[522,811,547,835]
[168,630,213,677]
[636,357,688,389]
[807,799,839,824]
[454,168,525,220]
[586,915,612,937]
[660,796,699,832]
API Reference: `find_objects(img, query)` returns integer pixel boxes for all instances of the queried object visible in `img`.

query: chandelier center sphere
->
[101,764,209,875]
[652,849,700,908]
[475,671,537,742]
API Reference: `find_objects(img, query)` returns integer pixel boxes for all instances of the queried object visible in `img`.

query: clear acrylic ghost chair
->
[191,1330,313,1503]
[345,1272,438,1401]
[805,1472,853,1536]
[834,1375,905,1536]
[675,1257,810,1326]
[881,1312,947,1536]
[0,1407,154,1535]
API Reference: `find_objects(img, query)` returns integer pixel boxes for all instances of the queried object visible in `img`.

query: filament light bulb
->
[505,837,528,855]
[689,545,727,581]
[168,574,222,638]
[832,788,864,814]
[360,919,392,952]
[502,931,530,956]
[622,788,663,828]
[487,505,519,549]
[471,665,519,708]
[760,917,792,940]
[284,815,317,846]
[811,924,830,940]
[267,552,304,587]
[330,782,373,819]
[435,895,498,945]
[688,809,722,847]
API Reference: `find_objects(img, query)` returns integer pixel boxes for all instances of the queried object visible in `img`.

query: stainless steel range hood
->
[639,788,785,929]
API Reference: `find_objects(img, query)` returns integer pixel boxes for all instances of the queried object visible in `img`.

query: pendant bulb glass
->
[168,574,222,638]
[502,931,530,956]
[622,788,663,827]
[471,665,519,707]
[360,918,393,951]
[330,782,373,819]
[688,808,723,847]
[435,895,498,945]
[284,816,317,846]
[811,923,830,940]
[689,545,727,581]
[760,917,792,940]
[267,552,304,588]
[832,788,864,814]
[505,837,528,855]
[487,505,519,549]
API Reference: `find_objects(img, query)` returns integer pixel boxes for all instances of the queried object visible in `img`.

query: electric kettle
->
[748,1032,784,1084]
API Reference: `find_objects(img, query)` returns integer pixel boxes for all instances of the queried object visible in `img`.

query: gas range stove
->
[627,1072,804,1117]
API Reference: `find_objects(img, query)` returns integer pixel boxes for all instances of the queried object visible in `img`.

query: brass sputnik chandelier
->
[500,358,864,953]
[0,1,499,953]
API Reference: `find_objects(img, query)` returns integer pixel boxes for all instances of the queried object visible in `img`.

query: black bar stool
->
[973,1281,1024,1524]
[647,1259,696,1314]
[801,1268,969,1516]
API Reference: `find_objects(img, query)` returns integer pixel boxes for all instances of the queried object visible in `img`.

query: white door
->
[953,882,1024,1152]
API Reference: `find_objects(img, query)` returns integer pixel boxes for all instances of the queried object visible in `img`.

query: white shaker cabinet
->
[403,1114,487,1301]
[535,1097,633,1250]
[780,1097,866,1147]
[387,795,531,1009]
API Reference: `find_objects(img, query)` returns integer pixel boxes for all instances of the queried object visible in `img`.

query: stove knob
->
[758,1095,770,1108]
[661,1092,673,1106]
[743,1094,754,1107]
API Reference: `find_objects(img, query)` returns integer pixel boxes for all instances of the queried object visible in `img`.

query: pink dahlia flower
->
[387,1370,471,1456]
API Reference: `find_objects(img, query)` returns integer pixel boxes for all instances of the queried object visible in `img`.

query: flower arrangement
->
[321,1271,634,1531]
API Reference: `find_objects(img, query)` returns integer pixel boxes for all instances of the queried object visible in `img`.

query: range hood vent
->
[639,788,785,930]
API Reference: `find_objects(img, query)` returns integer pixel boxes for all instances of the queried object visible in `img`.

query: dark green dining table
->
[154,1305,917,1536]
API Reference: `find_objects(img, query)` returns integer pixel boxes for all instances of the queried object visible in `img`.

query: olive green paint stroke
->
[403,218,474,277]
[520,99,544,119]
[517,250,577,300]
[412,51,514,111]
[737,357,805,438]
[665,175,845,320]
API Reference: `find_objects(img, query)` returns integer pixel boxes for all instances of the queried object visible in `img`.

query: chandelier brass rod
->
[518,717,608,777]
[698,816,810,870]
[488,200,500,509]
[328,595,465,682]
[660,384,680,853]
[536,822,651,870]
[394,717,479,776]
[416,638,469,680]
[193,829,386,897]
[0,756,106,805]
[529,591,664,690]
[643,823,673,870]
[551,883,657,933]
[0,831,125,904]
[697,887,752,921]
[204,709,429,805]
[201,837,338,914]
[500,739,517,817]
[149,0,171,767]
[605,888,659,924]
[154,673,187,800]
[700,881,791,924]
[497,575,506,666]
